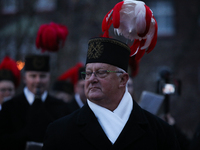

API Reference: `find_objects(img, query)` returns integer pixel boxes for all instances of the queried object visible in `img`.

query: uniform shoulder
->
[2,93,25,106]
[47,109,81,133]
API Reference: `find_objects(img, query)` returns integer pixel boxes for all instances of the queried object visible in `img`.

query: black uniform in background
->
[0,92,69,150]
[189,122,200,150]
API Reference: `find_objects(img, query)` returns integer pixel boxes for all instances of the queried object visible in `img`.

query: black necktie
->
[32,88,42,107]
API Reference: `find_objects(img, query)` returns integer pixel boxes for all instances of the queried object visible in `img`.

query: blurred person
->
[0,56,20,110]
[56,65,86,113]
[67,67,87,113]
[161,113,191,150]
[51,80,74,103]
[189,122,200,150]
[0,54,69,150]
[43,37,180,150]
[127,75,139,102]
[127,76,134,96]
[156,70,191,150]
[0,80,15,108]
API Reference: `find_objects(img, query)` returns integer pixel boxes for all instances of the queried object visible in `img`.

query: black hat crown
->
[0,70,15,83]
[25,55,50,72]
[86,37,130,72]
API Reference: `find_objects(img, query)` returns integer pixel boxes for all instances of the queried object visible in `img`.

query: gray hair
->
[116,67,126,77]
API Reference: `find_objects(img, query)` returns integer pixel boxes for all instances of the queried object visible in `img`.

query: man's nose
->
[35,76,42,82]
[88,73,98,82]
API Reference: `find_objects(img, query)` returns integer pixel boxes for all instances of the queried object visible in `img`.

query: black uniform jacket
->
[67,96,81,113]
[0,92,69,150]
[43,100,180,150]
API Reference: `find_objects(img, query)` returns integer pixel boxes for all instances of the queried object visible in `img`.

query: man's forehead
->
[0,80,15,86]
[86,63,116,69]
[25,71,49,75]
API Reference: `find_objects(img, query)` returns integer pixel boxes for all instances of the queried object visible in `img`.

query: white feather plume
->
[141,17,156,50]
[114,0,146,41]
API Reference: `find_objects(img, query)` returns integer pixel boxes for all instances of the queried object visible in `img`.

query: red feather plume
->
[101,0,158,76]
[0,56,21,87]
[129,55,140,77]
[36,22,68,52]
[57,62,84,85]
[101,0,158,60]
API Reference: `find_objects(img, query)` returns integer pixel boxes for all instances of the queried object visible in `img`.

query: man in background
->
[51,80,74,103]
[0,56,20,110]
[67,67,87,113]
[0,54,69,150]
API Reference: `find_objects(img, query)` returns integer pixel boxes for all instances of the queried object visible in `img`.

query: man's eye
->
[86,72,92,76]
[97,70,107,75]
[0,89,6,92]
[30,75,36,78]
[40,75,47,78]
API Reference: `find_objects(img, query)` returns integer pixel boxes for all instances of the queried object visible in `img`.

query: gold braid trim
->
[88,38,130,52]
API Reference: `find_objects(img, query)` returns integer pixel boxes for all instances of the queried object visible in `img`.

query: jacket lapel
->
[76,101,148,150]
[111,101,148,149]
[77,103,112,150]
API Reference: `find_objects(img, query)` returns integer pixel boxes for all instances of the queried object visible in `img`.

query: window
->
[34,0,56,12]
[148,1,175,36]
[1,0,17,14]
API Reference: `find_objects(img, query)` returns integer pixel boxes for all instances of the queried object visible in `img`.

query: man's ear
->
[119,73,129,88]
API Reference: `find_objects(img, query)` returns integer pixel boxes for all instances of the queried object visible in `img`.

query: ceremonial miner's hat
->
[25,55,50,72]
[86,37,130,72]
[0,70,15,84]
[0,56,21,87]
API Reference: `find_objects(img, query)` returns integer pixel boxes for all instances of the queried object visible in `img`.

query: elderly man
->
[42,37,180,150]
[0,54,69,150]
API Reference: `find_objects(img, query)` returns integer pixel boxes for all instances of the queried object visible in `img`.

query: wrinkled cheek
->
[84,87,90,98]
[84,83,89,95]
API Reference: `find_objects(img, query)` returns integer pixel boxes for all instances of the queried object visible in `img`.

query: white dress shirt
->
[24,87,48,105]
[75,93,84,108]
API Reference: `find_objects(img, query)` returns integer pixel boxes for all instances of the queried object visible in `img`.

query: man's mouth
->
[89,87,100,91]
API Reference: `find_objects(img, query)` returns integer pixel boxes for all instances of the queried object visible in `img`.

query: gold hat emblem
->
[88,41,104,59]
[33,57,46,69]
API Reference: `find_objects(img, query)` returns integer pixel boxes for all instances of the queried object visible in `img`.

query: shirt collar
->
[75,93,84,108]
[113,87,133,121]
[24,87,48,105]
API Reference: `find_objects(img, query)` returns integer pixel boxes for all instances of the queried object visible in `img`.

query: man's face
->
[84,63,123,107]
[24,71,50,95]
[0,80,15,104]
